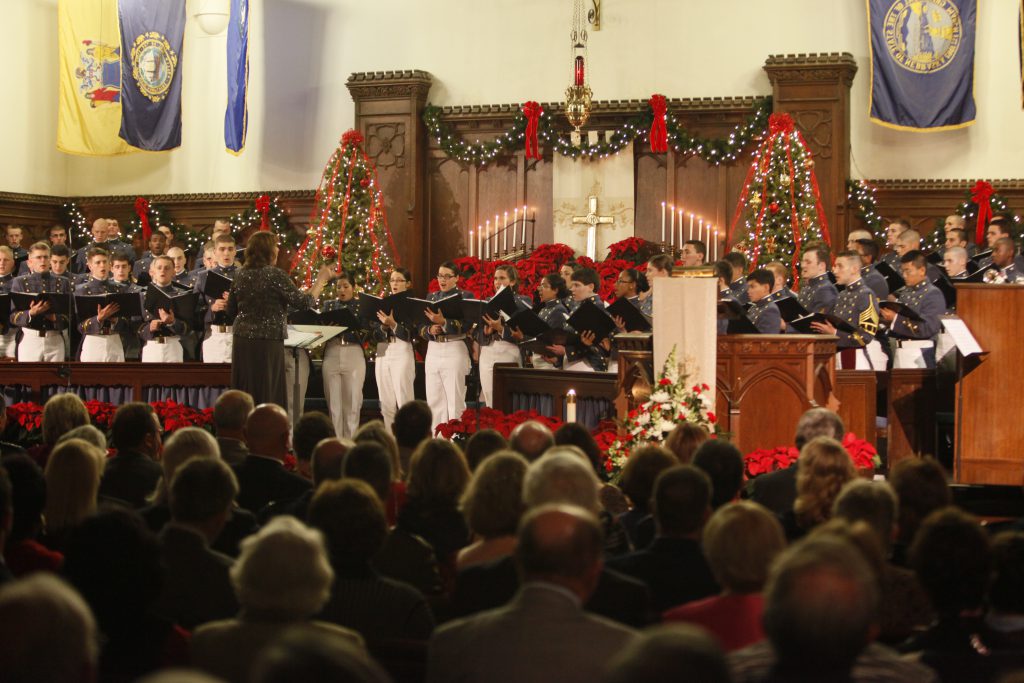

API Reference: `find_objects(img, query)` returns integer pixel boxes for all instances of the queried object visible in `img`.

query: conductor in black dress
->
[226,232,330,406]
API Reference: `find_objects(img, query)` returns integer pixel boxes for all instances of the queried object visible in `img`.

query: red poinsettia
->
[743,432,879,479]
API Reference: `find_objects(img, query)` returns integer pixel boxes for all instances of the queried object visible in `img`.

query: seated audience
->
[729,535,936,683]
[664,500,785,651]
[41,438,105,552]
[664,422,709,465]
[985,532,1024,651]
[554,422,606,480]
[780,436,856,541]
[0,573,98,683]
[154,457,240,630]
[464,428,509,471]
[99,402,164,508]
[354,420,407,522]
[234,404,312,516]
[261,436,354,521]
[617,445,677,550]
[0,395,27,458]
[310,479,435,642]
[428,505,638,683]
[250,626,391,683]
[2,454,62,576]
[56,424,107,450]
[31,392,91,467]
[213,390,255,466]
[692,440,745,510]
[62,508,190,681]
[603,623,731,683]
[0,465,11,583]
[392,400,433,477]
[609,465,719,613]
[508,419,555,462]
[888,457,950,566]
[192,516,365,683]
[457,450,528,570]
[292,411,337,481]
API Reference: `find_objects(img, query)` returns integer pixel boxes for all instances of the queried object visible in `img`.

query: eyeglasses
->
[389,278,407,283]
[436,273,456,280]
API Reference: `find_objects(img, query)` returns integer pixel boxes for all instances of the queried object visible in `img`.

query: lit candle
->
[470,229,474,258]
[521,205,528,246]
[503,211,508,252]
[485,220,491,259]
[661,202,666,243]
[566,389,577,422]
[477,224,482,259]
[494,214,499,255]
[678,208,684,247]
[689,213,694,243]
[670,205,675,247]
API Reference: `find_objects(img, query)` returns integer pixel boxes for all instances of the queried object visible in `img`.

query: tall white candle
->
[485,221,491,259]
[503,211,508,252]
[513,207,519,250]
[689,213,694,243]
[713,229,719,261]
[521,205,527,246]
[678,209,684,247]
[477,225,482,258]
[566,389,577,423]
[699,218,704,246]
[470,229,474,258]
[661,202,666,242]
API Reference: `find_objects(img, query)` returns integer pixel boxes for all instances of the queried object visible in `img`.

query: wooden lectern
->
[716,335,837,454]
[954,284,1024,485]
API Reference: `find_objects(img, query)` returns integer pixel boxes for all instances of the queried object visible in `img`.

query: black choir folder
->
[144,288,198,321]
[202,271,233,300]
[875,261,905,292]
[405,294,465,324]
[289,306,361,329]
[879,301,925,322]
[716,299,758,334]
[357,292,409,322]
[566,300,616,342]
[507,309,576,355]
[460,286,520,325]
[75,292,143,318]
[10,291,71,316]
[606,297,652,333]
[506,309,554,339]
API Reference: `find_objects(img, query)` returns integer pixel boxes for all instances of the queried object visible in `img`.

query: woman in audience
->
[354,420,406,525]
[663,501,786,651]
[40,437,105,552]
[664,422,709,465]
[525,272,570,369]
[618,445,678,550]
[62,508,190,681]
[463,428,508,472]
[781,436,856,541]
[554,422,605,480]
[396,438,472,583]
[372,267,416,432]
[2,454,63,576]
[56,424,108,451]
[192,516,364,683]
[457,450,528,570]
[31,393,91,467]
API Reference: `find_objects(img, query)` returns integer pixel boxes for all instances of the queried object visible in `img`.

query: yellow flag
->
[57,0,136,156]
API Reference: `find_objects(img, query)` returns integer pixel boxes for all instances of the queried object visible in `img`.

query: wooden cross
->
[572,195,614,260]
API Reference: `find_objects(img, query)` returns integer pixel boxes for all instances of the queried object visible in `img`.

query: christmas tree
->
[728,113,830,279]
[291,130,398,295]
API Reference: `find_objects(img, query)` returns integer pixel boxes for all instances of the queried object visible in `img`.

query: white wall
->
[9,0,1024,197]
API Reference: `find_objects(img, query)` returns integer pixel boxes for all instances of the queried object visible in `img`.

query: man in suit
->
[428,504,638,683]
[607,466,719,613]
[99,402,164,508]
[233,403,312,516]
[213,390,254,466]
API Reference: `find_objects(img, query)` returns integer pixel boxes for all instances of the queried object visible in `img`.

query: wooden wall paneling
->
[886,369,944,468]
[835,370,877,446]
[475,158,519,257]
[0,193,64,240]
[634,152,667,245]
[524,157,554,248]
[427,156,471,285]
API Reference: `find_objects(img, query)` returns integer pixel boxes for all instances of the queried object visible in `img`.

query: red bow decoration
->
[768,112,795,135]
[649,94,668,153]
[134,197,151,242]
[971,180,994,245]
[255,194,271,232]
[341,129,364,146]
[523,101,543,160]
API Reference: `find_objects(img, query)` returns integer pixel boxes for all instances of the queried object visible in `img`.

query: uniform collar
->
[213,264,237,274]
[845,278,864,290]
[907,279,929,292]
[860,264,876,274]
[807,272,830,286]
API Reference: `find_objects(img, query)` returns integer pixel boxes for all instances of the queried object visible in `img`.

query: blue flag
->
[118,0,184,150]
[867,0,976,131]
[225,0,249,154]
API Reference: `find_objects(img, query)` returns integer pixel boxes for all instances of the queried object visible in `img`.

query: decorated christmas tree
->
[728,113,830,279]
[291,130,398,296]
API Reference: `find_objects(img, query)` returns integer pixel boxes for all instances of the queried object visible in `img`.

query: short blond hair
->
[43,438,105,533]
[704,501,786,592]
[794,437,857,530]
[42,394,90,447]
[460,451,528,539]
[154,427,220,503]
[406,439,471,506]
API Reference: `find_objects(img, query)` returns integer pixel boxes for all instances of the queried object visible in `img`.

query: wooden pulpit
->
[954,284,1024,485]
[716,335,837,454]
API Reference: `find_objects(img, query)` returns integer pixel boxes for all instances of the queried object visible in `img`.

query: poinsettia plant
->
[743,432,880,479]
[435,407,564,445]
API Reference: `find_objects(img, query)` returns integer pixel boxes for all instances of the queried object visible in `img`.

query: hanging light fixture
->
[565,0,593,134]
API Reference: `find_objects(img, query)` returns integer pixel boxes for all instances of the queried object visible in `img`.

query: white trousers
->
[894,340,934,370]
[0,331,16,358]
[323,342,366,439]
[834,340,888,371]
[479,340,521,407]
[376,340,415,431]
[141,337,183,363]
[81,335,125,363]
[565,359,595,373]
[17,331,64,362]
[203,329,233,363]
[425,340,470,432]
[284,349,311,426]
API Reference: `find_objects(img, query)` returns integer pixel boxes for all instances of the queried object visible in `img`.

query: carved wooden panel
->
[835,370,877,446]
[887,369,950,468]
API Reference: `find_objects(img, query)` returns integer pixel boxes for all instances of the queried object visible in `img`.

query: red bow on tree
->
[523,101,543,160]
[971,180,994,245]
[649,94,668,153]
[134,197,151,242]
[341,129,364,146]
[768,112,795,135]
[255,194,271,232]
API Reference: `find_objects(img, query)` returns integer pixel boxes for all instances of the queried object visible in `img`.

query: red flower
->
[658,378,672,386]
[707,412,717,424]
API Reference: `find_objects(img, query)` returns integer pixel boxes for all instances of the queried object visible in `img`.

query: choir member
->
[852,239,889,300]
[522,272,570,370]
[943,247,970,280]
[880,219,909,269]
[10,242,70,362]
[796,243,838,313]
[681,240,706,268]
[109,251,144,360]
[746,268,782,335]
[76,248,130,362]
[321,270,367,438]
[5,225,27,261]
[881,250,946,369]
[810,251,883,371]
[764,261,794,304]
[421,261,473,432]
[132,231,168,280]
[987,237,1021,282]
[551,267,610,372]
[105,217,135,261]
[167,247,194,286]
[373,267,416,431]
[476,264,532,407]
[194,234,239,364]
[140,256,189,363]
[72,218,109,273]
[723,252,749,304]
[0,246,17,358]
[640,253,674,315]
[612,267,651,327]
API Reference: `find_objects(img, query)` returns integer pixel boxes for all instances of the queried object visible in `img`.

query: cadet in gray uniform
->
[746,269,782,335]
[811,251,882,371]
[796,243,838,313]
[881,250,946,369]
[853,238,890,300]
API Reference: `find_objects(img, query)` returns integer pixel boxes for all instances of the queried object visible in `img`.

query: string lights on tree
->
[846,179,885,239]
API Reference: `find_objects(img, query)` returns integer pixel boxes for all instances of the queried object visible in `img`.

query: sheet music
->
[941,316,984,357]
[284,327,322,349]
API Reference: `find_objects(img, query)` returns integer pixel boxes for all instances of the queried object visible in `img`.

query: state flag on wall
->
[225,0,250,154]
[867,0,977,131]
[118,0,185,151]
[57,0,136,156]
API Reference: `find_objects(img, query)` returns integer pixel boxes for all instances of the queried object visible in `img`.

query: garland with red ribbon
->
[255,194,271,232]
[134,197,151,242]
[523,101,543,160]
[648,94,668,153]
[971,180,994,245]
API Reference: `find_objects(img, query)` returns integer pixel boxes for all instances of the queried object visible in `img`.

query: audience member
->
[749,408,845,516]
[664,500,785,651]
[310,479,435,642]
[32,392,91,467]
[313,437,352,485]
[100,402,164,508]
[2,454,62,576]
[603,623,731,683]
[888,457,950,565]
[508,419,555,462]
[0,573,98,683]
[56,424,107,450]
[293,411,337,481]
[781,436,856,541]
[692,440,745,510]
[664,422,709,465]
[457,450,528,570]
[393,399,433,477]
[729,535,936,683]
[610,465,719,613]
[354,420,407,521]
[986,531,1024,651]
[428,505,638,683]
[617,445,677,550]
[464,428,509,471]
[554,422,606,479]
[62,508,190,681]
[154,457,240,630]
[41,438,104,552]
[192,516,365,683]
[213,390,255,466]
[234,403,312,515]
[251,626,391,683]
[0,465,12,584]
